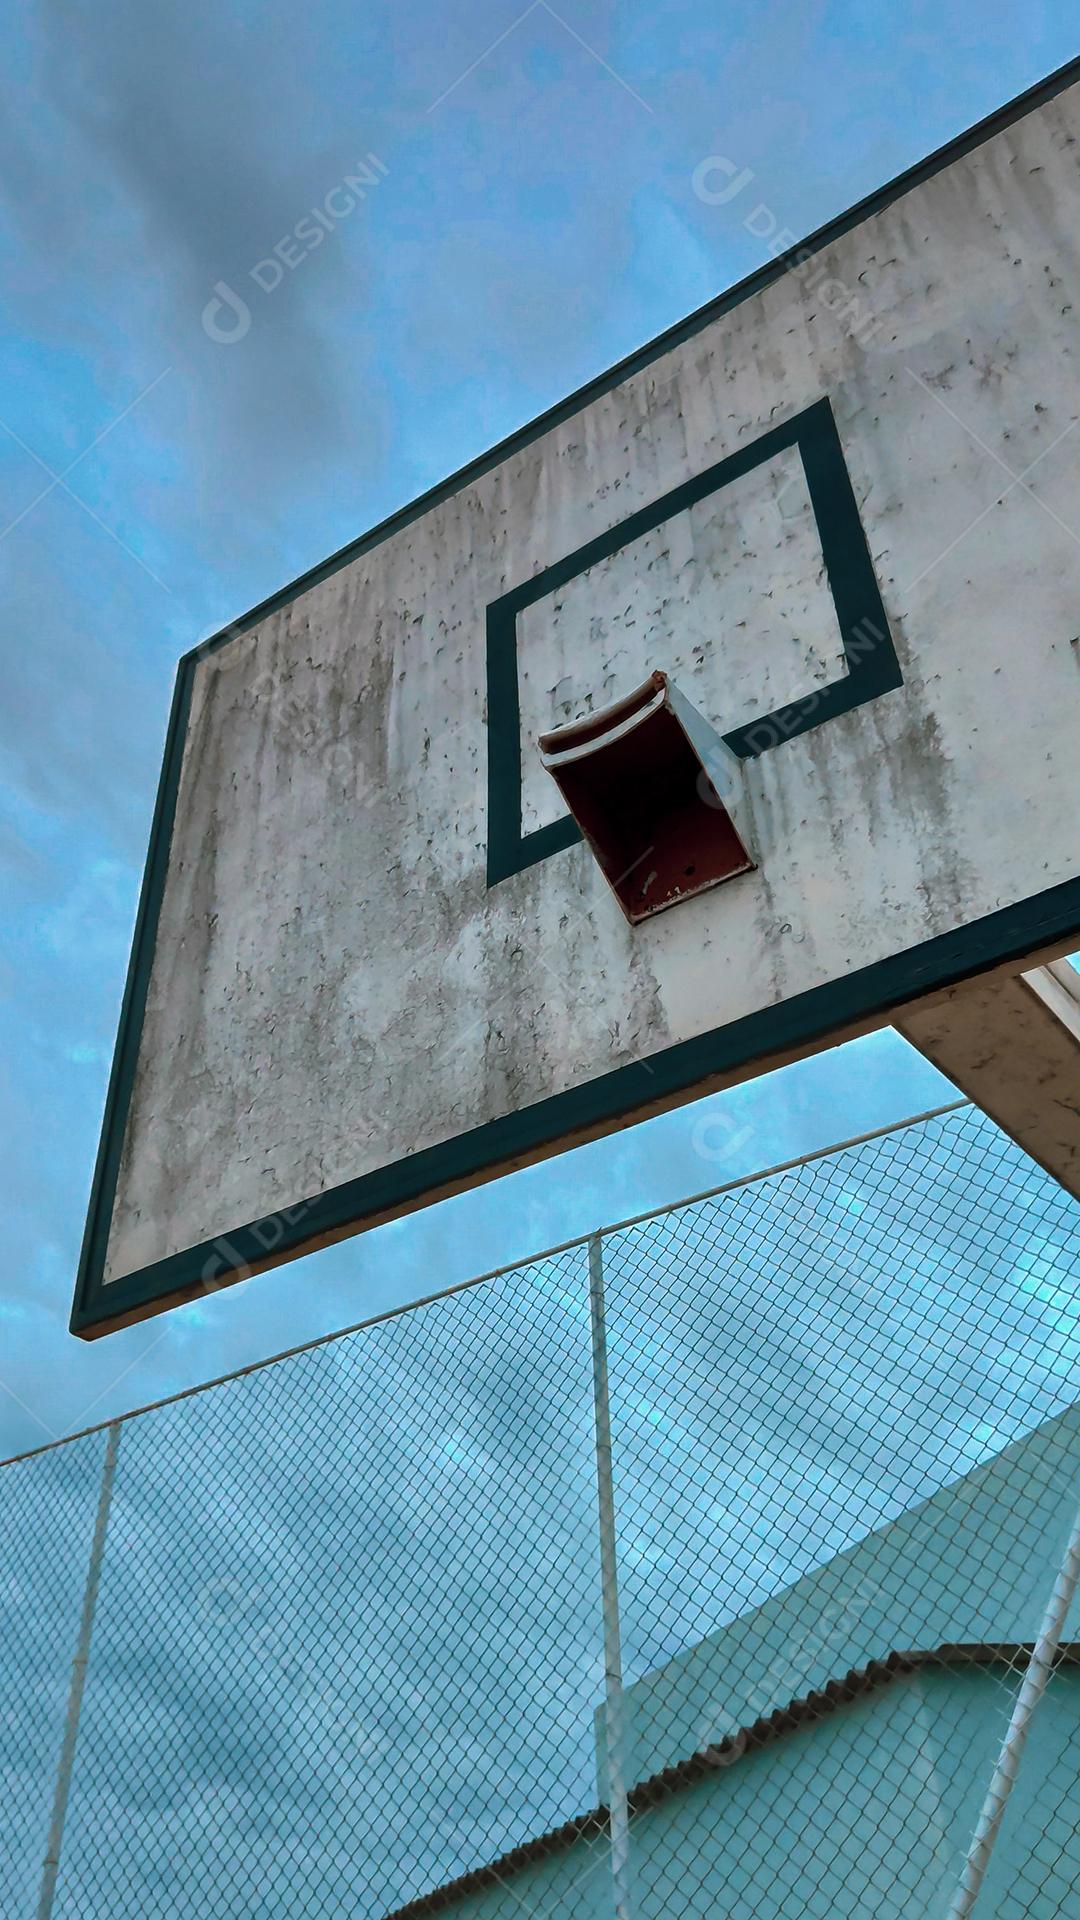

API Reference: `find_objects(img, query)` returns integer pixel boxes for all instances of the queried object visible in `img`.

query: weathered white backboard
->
[75,61,1080,1334]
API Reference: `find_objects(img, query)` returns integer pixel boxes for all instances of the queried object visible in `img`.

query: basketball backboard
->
[73,61,1080,1335]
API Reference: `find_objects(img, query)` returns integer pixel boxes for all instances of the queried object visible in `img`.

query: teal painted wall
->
[425,1408,1080,1920]
[428,1669,1080,1920]
[623,1668,1080,1920]
[603,1399,1080,1787]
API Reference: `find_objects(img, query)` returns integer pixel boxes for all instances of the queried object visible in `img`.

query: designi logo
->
[202,280,253,344]
[201,154,390,345]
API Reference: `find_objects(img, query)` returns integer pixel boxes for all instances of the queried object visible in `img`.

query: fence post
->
[36,1420,121,1920]
[588,1235,633,1920]
[945,1495,1080,1919]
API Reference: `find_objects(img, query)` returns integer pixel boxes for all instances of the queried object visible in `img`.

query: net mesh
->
[602,1109,1080,1919]
[0,1428,109,1919]
[3,1104,1080,1919]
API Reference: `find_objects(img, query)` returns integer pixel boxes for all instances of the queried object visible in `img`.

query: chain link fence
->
[5,1102,1080,1918]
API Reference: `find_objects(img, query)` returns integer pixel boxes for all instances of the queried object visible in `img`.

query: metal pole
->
[36,1420,121,1920]
[945,1496,1080,1920]
[588,1235,633,1920]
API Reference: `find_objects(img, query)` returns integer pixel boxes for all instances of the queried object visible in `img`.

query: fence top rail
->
[3,1098,968,1472]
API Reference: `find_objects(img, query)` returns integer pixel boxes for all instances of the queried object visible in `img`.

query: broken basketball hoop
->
[538,670,755,924]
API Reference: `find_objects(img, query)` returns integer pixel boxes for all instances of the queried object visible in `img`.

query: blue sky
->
[1,5,1076,1457]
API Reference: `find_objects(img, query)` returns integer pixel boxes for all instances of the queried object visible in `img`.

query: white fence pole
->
[36,1420,121,1920]
[946,1497,1080,1920]
[588,1235,634,1920]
